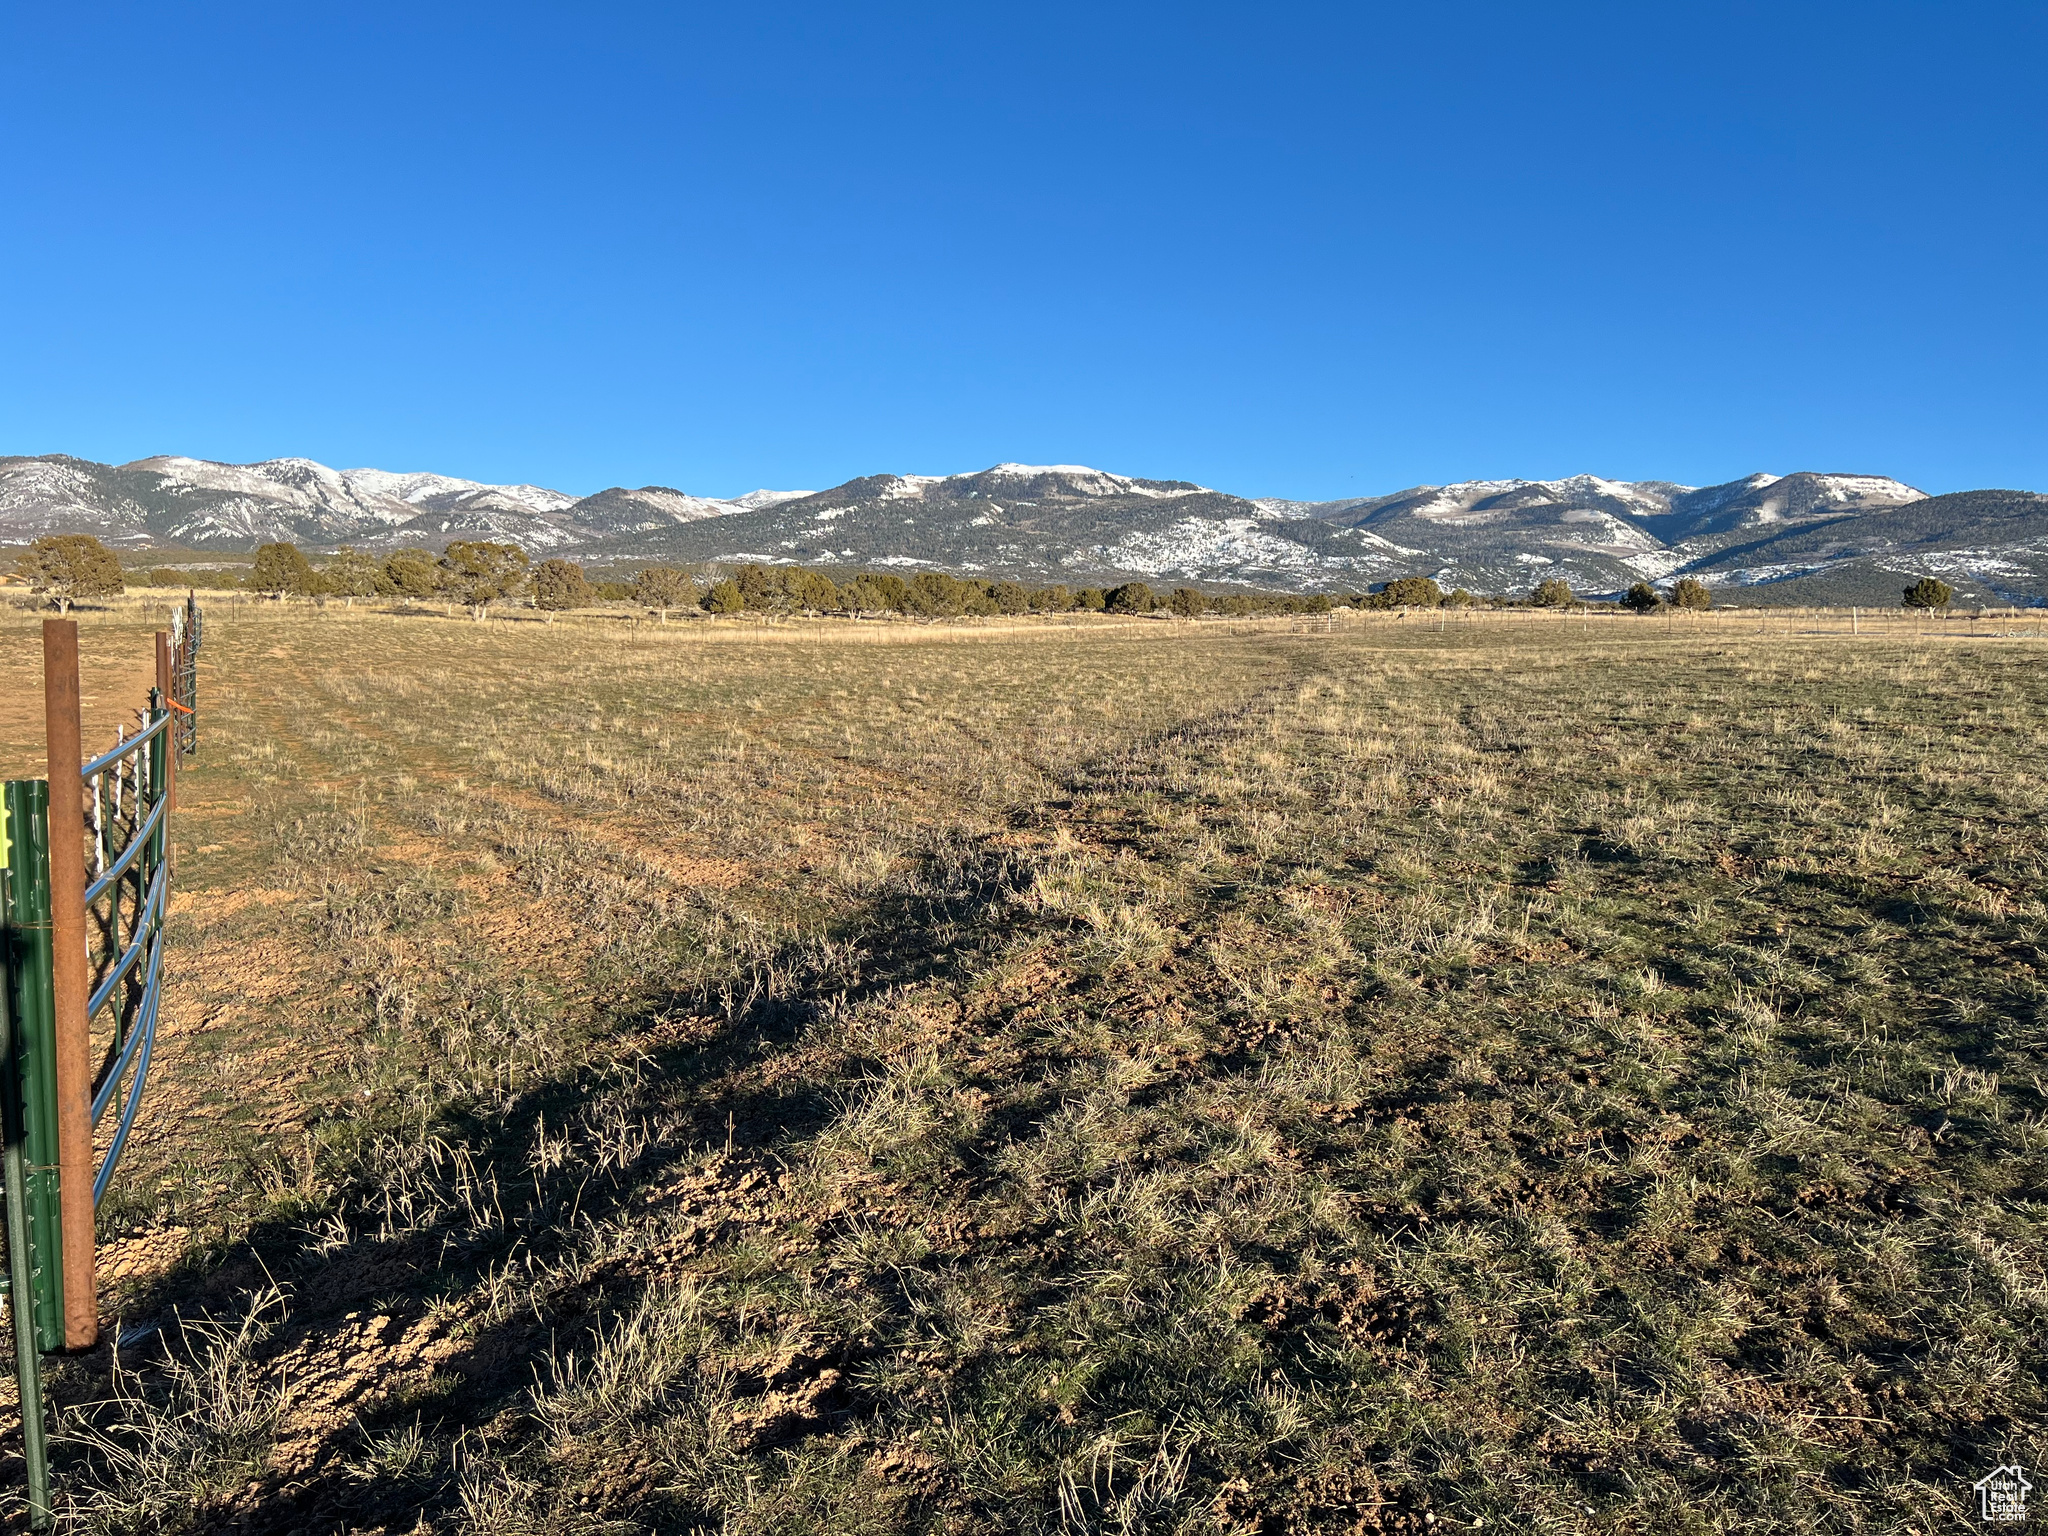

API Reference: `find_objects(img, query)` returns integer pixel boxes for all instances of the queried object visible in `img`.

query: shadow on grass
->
[47,677,1314,1535]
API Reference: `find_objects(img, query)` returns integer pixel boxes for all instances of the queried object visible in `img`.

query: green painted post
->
[1,783,54,1528]
[2,784,63,1352]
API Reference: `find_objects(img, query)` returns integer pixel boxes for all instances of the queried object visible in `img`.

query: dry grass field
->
[0,600,2043,1534]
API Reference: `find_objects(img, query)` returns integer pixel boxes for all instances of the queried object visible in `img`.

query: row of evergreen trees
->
[8,533,1967,615]
[219,545,1347,618]
[690,567,1338,618]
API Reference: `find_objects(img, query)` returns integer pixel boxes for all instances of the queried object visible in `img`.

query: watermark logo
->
[1974,1464,2032,1525]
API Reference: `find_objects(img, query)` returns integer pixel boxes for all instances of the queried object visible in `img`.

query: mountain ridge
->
[6,451,2043,603]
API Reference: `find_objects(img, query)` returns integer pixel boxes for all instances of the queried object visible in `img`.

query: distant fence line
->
[9,587,2048,637]
[21,594,2046,650]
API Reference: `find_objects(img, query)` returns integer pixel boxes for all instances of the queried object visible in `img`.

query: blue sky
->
[4,2,2043,500]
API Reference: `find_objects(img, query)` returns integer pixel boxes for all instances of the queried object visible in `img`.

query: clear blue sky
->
[4,2,2043,500]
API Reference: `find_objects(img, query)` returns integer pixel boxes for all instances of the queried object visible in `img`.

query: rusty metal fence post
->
[41,622,96,1350]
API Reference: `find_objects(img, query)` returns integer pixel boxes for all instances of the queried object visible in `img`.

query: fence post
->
[156,631,175,813]
[41,622,96,1350]
[0,782,53,1527]
[177,594,200,758]
[2,784,64,1355]
[147,688,168,960]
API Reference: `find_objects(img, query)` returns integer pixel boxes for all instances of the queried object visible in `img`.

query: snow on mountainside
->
[0,454,814,552]
[0,457,148,538]
[340,469,577,516]
[1288,471,1927,592]
[131,456,394,515]
[568,487,750,530]
[12,450,2042,602]
[725,488,816,512]
[1661,472,1923,538]
[783,464,1208,513]
[960,463,1207,499]
[129,457,582,523]
[1309,471,1921,531]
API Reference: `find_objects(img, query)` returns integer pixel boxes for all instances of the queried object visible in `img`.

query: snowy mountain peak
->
[877,474,949,501]
[981,463,1103,479]
[725,488,816,512]
[943,464,1209,499]
[340,468,577,516]
[1307,470,1923,533]
[0,450,1993,606]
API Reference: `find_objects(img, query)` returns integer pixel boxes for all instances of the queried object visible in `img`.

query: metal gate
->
[0,611,198,1528]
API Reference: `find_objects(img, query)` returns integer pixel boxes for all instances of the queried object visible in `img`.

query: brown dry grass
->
[0,597,2042,1534]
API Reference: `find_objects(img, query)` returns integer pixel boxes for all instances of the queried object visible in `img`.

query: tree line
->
[6,533,1971,616]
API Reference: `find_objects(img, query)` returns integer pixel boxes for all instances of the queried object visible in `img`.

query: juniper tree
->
[15,535,125,613]
[1105,582,1154,614]
[904,572,970,617]
[633,566,694,621]
[382,549,441,600]
[868,573,910,613]
[734,564,781,611]
[533,558,594,617]
[787,568,841,615]
[1903,577,1953,610]
[1030,584,1074,613]
[438,541,529,620]
[843,577,892,614]
[324,548,385,604]
[252,542,317,600]
[1377,576,1443,608]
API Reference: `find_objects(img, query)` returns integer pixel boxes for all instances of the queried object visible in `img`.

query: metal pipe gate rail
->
[0,610,199,1528]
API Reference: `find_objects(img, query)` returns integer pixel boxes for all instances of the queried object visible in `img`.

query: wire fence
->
[0,604,200,1528]
[170,593,200,758]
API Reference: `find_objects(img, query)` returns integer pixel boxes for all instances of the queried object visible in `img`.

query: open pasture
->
[0,602,2042,1534]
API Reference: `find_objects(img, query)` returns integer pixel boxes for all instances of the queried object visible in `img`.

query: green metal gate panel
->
[1,779,56,1527]
[1,782,64,1352]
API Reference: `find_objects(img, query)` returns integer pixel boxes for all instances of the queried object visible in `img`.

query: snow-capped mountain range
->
[0,453,812,554]
[4,451,2045,603]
